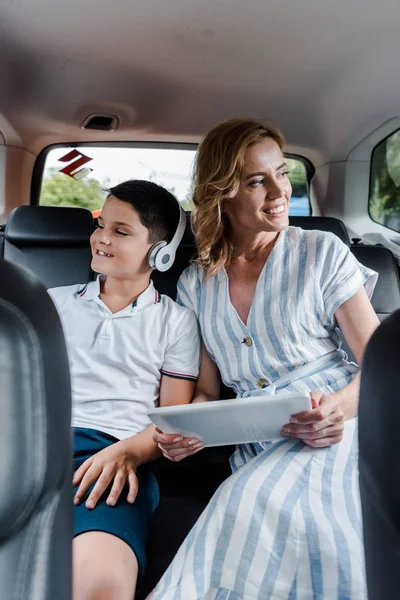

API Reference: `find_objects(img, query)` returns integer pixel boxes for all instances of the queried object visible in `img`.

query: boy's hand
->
[73,441,139,509]
[153,427,204,462]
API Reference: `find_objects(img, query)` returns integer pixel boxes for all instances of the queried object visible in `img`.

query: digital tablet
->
[148,392,312,447]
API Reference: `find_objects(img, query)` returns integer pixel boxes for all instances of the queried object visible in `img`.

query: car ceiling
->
[0,0,399,164]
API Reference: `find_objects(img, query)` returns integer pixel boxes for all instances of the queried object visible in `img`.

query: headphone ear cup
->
[148,205,186,272]
[156,247,175,272]
[148,241,167,270]
[154,244,175,272]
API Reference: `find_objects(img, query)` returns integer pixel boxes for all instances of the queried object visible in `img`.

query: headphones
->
[148,204,187,272]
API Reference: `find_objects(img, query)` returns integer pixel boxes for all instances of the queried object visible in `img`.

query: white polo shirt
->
[48,276,200,440]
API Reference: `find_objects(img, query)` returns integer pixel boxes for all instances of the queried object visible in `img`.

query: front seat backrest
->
[4,206,94,288]
[358,309,400,600]
[0,258,72,600]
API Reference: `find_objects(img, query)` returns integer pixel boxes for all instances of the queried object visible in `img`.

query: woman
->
[150,119,379,599]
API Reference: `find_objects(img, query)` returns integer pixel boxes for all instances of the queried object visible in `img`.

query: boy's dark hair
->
[107,180,181,244]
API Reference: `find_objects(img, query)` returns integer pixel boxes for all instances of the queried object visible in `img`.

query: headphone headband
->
[148,204,187,272]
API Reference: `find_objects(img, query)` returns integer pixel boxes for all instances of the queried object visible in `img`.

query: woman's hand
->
[280,391,344,448]
[73,441,139,509]
[153,427,204,462]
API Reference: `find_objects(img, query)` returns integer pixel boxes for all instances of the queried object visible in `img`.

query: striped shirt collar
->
[77,275,161,311]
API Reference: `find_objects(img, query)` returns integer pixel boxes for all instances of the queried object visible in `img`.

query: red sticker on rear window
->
[58,149,93,180]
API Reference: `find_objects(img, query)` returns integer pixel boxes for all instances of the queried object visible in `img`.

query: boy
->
[48,180,200,600]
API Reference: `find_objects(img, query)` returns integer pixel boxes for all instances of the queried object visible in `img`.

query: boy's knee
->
[74,565,136,600]
[73,533,138,600]
[84,578,128,600]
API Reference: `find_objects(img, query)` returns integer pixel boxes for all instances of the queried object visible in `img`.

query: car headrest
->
[178,214,350,248]
[5,206,94,247]
[289,216,350,246]
[181,211,195,246]
[351,244,400,316]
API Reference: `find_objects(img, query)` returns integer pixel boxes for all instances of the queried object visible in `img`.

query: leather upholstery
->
[0,258,72,600]
[289,215,351,245]
[358,309,400,600]
[4,206,94,288]
[351,244,400,319]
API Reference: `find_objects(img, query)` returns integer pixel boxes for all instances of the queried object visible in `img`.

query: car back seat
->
[5,207,399,598]
[4,206,94,288]
[289,215,351,245]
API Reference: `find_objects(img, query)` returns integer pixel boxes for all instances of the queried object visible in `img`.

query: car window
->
[37,146,311,216]
[369,129,400,233]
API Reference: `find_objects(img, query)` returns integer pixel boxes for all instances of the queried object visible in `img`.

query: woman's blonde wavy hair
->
[191,119,285,278]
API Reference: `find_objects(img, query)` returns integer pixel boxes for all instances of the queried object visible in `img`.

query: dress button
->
[243,336,253,347]
[257,378,268,389]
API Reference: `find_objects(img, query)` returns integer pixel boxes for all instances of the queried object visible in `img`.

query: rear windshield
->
[35,145,311,217]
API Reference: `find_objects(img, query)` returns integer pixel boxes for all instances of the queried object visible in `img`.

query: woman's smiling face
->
[224,137,292,235]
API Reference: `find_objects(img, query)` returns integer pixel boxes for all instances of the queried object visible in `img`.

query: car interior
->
[0,0,400,598]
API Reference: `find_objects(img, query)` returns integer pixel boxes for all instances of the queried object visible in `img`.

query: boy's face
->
[90,195,154,279]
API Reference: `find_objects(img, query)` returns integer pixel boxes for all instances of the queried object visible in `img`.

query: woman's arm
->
[153,343,221,461]
[191,342,221,403]
[333,286,380,417]
[282,287,380,447]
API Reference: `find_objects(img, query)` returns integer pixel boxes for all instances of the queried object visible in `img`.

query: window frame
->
[31,142,314,214]
[368,128,400,234]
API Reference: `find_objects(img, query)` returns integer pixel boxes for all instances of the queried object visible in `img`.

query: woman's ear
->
[225,186,237,199]
[222,188,236,214]
[222,182,238,213]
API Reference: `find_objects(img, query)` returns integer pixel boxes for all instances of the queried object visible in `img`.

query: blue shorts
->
[73,427,159,576]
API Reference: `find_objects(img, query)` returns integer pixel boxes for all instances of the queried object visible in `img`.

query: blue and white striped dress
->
[148,227,378,600]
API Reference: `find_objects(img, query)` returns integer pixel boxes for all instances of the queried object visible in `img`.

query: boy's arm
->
[154,342,221,461]
[159,374,197,407]
[74,309,200,509]
[73,376,196,510]
[106,375,196,468]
